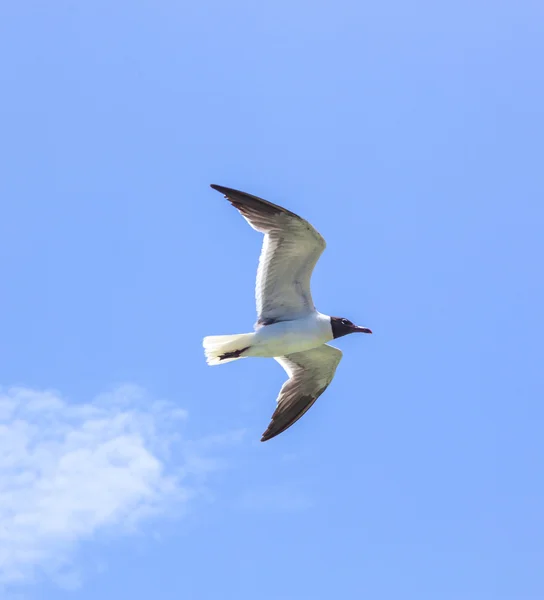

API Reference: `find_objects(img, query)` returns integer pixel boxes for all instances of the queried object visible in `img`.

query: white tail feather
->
[203,333,254,365]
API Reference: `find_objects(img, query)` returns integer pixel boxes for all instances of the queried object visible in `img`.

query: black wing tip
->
[260,389,328,443]
[209,184,302,220]
[210,183,236,196]
[210,184,253,205]
[261,422,285,442]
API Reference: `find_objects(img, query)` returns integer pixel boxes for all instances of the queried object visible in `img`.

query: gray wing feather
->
[261,344,343,442]
[210,185,326,326]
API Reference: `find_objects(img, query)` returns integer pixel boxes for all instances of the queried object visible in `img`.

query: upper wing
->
[261,344,343,442]
[211,185,326,326]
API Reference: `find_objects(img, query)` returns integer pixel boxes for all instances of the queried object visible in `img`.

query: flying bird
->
[204,185,372,442]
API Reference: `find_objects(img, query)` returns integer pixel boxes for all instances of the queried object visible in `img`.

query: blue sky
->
[1,0,543,598]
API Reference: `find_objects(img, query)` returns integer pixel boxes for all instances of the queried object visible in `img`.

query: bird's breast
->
[248,314,332,358]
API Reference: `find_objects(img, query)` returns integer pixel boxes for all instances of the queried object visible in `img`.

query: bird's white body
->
[247,312,333,358]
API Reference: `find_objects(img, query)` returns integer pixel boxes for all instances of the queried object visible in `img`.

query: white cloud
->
[0,384,236,587]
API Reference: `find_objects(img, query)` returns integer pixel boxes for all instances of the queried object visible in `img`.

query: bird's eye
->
[342,319,350,326]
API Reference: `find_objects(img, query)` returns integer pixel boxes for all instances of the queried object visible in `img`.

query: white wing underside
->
[255,219,325,326]
[210,185,326,327]
[261,344,343,441]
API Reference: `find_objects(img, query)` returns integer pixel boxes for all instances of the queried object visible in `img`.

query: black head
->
[330,317,373,339]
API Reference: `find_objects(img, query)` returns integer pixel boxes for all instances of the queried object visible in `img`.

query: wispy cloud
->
[0,384,238,588]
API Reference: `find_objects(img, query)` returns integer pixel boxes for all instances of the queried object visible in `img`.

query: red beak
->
[353,326,372,334]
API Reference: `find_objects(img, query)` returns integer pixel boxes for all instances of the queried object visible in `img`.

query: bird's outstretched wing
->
[211,185,326,327]
[261,344,343,442]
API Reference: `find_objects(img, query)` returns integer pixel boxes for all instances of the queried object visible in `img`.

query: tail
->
[203,333,254,366]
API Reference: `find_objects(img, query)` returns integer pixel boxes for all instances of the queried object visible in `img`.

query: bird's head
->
[330,317,372,339]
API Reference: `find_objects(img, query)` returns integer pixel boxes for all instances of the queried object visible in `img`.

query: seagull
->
[203,185,372,442]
